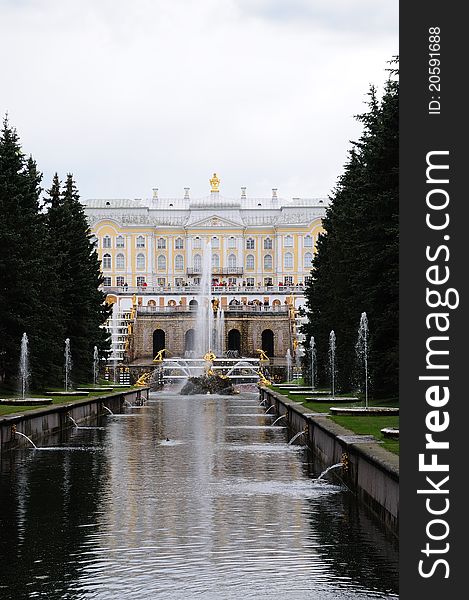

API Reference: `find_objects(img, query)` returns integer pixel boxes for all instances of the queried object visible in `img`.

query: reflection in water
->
[0,393,398,599]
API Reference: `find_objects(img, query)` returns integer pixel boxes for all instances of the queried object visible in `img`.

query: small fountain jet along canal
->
[11,425,37,449]
[356,312,369,409]
[19,333,30,400]
[64,338,72,392]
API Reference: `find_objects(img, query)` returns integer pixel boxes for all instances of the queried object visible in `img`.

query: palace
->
[83,175,329,373]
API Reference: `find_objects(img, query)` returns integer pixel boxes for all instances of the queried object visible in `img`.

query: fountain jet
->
[19,333,30,400]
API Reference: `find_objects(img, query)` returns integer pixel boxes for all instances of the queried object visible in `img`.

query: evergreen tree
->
[302,65,398,397]
[45,174,111,384]
[0,118,63,387]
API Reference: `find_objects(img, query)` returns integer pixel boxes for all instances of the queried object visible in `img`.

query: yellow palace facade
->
[82,175,329,366]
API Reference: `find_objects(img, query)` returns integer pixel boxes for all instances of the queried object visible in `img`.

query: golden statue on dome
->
[210,172,220,192]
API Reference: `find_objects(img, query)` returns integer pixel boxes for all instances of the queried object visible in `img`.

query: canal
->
[0,392,398,599]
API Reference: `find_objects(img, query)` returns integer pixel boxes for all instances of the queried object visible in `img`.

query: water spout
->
[19,333,30,400]
[102,405,113,415]
[317,463,342,480]
[67,414,79,428]
[356,312,369,409]
[264,405,276,415]
[288,430,305,445]
[272,414,287,426]
[13,429,37,449]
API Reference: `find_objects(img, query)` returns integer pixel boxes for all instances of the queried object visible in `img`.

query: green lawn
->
[0,385,137,417]
[269,385,400,455]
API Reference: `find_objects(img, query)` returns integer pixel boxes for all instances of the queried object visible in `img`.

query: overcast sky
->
[1,0,398,201]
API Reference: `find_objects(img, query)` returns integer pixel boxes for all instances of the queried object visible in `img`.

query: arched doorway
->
[185,329,195,352]
[153,329,166,358]
[189,299,198,309]
[261,329,274,357]
[227,329,241,355]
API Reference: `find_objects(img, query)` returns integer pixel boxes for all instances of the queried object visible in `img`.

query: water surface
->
[0,392,398,599]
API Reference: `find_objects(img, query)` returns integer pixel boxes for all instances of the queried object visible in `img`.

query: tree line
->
[0,118,111,389]
[302,62,398,398]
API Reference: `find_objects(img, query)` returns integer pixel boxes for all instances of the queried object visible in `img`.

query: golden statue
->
[153,349,167,363]
[256,348,269,362]
[132,294,137,306]
[135,372,151,386]
[203,350,216,362]
[210,172,220,192]
[257,370,271,386]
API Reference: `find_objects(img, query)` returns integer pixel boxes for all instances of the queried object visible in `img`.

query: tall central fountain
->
[194,241,214,358]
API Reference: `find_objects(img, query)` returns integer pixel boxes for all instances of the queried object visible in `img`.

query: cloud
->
[0,0,398,200]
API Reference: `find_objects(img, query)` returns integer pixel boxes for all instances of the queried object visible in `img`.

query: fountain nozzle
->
[341,452,349,472]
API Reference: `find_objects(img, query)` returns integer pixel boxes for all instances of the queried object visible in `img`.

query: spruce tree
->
[45,174,110,384]
[0,118,63,388]
[302,66,398,398]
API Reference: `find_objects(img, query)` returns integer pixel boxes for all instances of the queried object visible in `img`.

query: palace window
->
[284,252,293,269]
[284,276,293,285]
[263,238,273,250]
[194,254,202,271]
[116,235,125,248]
[304,276,312,285]
[212,253,220,269]
[102,253,111,269]
[211,237,220,249]
[264,277,273,286]
[246,277,255,287]
[102,236,111,249]
[304,252,313,268]
[194,237,201,249]
[116,276,125,287]
[157,277,166,287]
[264,254,273,270]
[175,254,184,270]
[116,253,125,270]
[103,276,112,286]
[136,235,145,248]
[246,238,255,250]
[228,237,236,248]
[228,254,237,269]
[157,255,166,270]
[246,254,254,270]
[136,276,146,287]
[304,235,313,247]
[157,237,166,249]
[175,237,184,249]
[136,253,146,270]
[175,277,184,286]
[284,235,293,247]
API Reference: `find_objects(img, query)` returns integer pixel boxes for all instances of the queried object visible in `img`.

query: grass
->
[0,383,137,418]
[331,415,400,455]
[269,384,400,455]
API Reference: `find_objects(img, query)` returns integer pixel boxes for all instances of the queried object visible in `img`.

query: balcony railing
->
[102,284,305,295]
[187,267,244,276]
[136,304,289,315]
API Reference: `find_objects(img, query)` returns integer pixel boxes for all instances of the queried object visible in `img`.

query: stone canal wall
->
[260,386,399,536]
[0,388,149,454]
